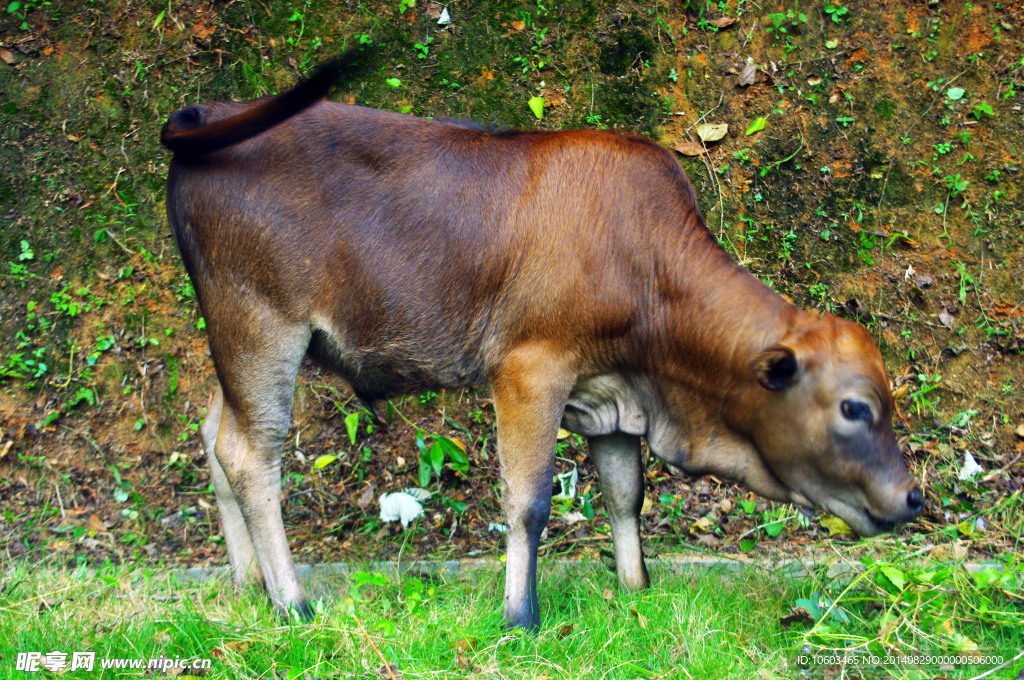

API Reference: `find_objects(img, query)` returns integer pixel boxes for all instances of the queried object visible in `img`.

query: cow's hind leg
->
[207,314,312,620]
[588,433,649,590]
[201,384,264,587]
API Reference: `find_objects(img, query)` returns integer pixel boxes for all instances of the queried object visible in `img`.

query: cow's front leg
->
[588,432,649,590]
[491,344,575,632]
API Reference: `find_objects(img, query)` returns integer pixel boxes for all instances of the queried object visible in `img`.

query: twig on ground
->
[354,614,399,680]
[967,648,1024,680]
[980,453,1023,484]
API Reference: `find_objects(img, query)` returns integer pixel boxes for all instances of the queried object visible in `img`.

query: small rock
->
[1015,423,1024,439]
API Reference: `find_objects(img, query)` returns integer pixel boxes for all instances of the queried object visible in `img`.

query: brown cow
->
[161,52,922,631]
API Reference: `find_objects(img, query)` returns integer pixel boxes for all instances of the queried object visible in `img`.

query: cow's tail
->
[160,48,369,158]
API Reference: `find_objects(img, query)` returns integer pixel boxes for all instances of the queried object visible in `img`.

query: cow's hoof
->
[276,599,314,623]
[504,611,540,634]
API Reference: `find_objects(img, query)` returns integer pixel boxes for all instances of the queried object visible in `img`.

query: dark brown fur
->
[163,55,922,630]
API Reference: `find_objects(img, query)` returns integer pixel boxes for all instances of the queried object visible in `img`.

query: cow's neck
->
[637,230,804,491]
[649,233,800,395]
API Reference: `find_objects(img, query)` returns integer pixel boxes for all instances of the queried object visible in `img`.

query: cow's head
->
[730,316,922,535]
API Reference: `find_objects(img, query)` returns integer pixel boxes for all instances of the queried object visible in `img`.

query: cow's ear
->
[750,346,799,391]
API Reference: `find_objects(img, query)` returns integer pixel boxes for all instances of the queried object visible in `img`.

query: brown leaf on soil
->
[673,140,705,156]
[695,533,721,547]
[377,664,403,680]
[425,2,444,20]
[224,640,252,655]
[709,16,737,28]
[630,608,649,629]
[191,23,216,40]
[780,606,814,629]
[845,48,868,66]
[452,638,476,669]
[929,541,968,561]
[558,624,573,638]
[88,514,107,533]
[0,49,16,65]
[738,62,757,86]
[357,483,375,509]
[511,20,525,31]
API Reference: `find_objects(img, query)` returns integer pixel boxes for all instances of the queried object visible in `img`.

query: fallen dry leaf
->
[452,639,475,669]
[602,588,614,602]
[558,624,573,638]
[780,606,814,629]
[630,608,649,629]
[738,62,757,86]
[425,2,444,20]
[709,16,737,28]
[689,516,713,534]
[0,49,16,65]
[191,23,216,40]
[929,541,968,561]
[674,140,705,156]
[511,20,525,31]
[357,483,375,509]
[696,123,728,142]
[695,533,721,547]
[88,514,107,533]
[377,664,403,680]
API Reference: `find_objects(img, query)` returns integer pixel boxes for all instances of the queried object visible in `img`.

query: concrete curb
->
[172,555,1003,590]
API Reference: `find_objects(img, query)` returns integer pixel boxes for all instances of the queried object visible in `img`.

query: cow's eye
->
[840,399,872,422]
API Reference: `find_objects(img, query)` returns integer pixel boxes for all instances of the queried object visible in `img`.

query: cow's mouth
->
[794,484,909,537]
[864,509,897,533]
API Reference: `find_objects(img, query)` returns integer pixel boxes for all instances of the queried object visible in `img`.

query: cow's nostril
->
[907,488,924,514]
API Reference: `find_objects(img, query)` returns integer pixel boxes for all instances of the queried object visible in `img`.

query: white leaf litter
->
[553,467,578,500]
[957,452,984,481]
[402,487,432,501]
[560,511,586,525]
[488,523,507,534]
[379,488,431,528]
[437,7,450,24]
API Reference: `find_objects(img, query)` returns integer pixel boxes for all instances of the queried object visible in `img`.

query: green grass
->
[3,554,1022,679]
